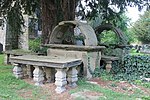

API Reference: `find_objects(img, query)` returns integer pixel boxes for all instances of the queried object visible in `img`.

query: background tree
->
[131,10,150,44]
[0,0,149,49]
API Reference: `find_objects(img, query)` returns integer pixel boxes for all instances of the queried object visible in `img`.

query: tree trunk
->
[41,0,56,44]
[41,0,76,44]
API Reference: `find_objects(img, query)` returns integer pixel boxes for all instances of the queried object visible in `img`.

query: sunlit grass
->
[0,54,149,100]
[0,54,50,100]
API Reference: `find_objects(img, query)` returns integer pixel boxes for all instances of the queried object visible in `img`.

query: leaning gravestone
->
[0,43,3,53]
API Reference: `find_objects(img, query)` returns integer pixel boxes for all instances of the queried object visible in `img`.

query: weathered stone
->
[10,55,81,93]
[13,63,23,79]
[19,15,29,50]
[55,68,67,93]
[67,67,78,87]
[49,21,98,46]
[105,61,112,72]
[33,66,44,86]
[0,18,6,51]
[47,48,102,79]
[101,56,119,72]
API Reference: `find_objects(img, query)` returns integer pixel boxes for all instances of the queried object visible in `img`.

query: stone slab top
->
[101,55,119,61]
[10,55,82,68]
[4,49,36,55]
[42,44,106,52]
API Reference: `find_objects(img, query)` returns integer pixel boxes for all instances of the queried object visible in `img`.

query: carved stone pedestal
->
[33,66,44,86]
[105,61,112,72]
[55,68,67,93]
[13,63,23,79]
[67,67,78,87]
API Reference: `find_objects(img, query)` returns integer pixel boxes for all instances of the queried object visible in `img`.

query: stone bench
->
[10,55,82,93]
[101,56,119,72]
[4,49,38,64]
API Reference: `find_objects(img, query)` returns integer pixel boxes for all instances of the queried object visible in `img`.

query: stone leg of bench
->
[33,66,44,86]
[105,61,112,72]
[55,68,67,93]
[13,63,23,79]
[67,67,78,88]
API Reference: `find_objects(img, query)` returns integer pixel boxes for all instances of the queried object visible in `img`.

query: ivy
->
[112,55,150,81]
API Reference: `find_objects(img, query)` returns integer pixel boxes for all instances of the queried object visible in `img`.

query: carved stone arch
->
[94,24,128,45]
[49,21,98,46]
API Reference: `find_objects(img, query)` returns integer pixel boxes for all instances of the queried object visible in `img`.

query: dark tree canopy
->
[78,0,149,25]
[0,0,149,48]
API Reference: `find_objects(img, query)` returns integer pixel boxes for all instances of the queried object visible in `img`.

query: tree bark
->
[41,0,76,44]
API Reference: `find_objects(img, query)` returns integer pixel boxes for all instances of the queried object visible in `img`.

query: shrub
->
[29,38,41,53]
[113,55,150,81]
[29,37,48,55]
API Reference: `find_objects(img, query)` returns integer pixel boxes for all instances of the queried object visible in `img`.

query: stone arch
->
[49,21,98,46]
[94,24,128,45]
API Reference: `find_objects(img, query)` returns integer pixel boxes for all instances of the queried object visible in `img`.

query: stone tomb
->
[10,55,81,93]
[48,21,105,79]
[10,21,105,93]
[44,44,105,79]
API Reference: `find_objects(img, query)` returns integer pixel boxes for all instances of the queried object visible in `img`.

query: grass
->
[0,54,51,100]
[70,78,150,100]
[0,54,149,100]
[130,49,150,55]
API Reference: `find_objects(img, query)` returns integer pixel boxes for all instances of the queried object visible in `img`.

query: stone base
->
[13,63,23,79]
[33,66,44,86]
[55,68,67,93]
[67,67,78,88]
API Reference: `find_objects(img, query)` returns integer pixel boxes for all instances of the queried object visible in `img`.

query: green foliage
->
[113,55,150,81]
[78,0,149,27]
[99,30,120,45]
[29,37,41,53]
[29,37,47,54]
[0,54,4,65]
[131,11,150,43]
[0,54,52,100]
[126,28,138,43]
[134,80,150,88]
[71,78,147,100]
[0,0,39,49]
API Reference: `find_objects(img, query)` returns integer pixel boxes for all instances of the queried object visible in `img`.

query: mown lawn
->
[0,54,51,100]
[0,54,149,100]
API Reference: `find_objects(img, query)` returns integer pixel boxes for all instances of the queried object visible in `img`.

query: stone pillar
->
[105,61,112,72]
[13,63,23,79]
[0,17,6,51]
[33,66,44,86]
[19,15,29,50]
[82,51,101,79]
[55,68,67,93]
[67,67,78,87]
